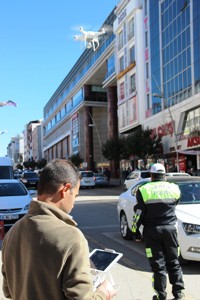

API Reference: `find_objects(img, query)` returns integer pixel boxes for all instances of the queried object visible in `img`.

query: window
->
[118,30,123,50]
[128,17,134,40]
[130,74,136,93]
[144,0,148,15]
[106,54,115,78]
[61,105,66,118]
[120,82,125,100]
[119,56,124,72]
[146,62,149,78]
[130,46,135,64]
[145,31,148,47]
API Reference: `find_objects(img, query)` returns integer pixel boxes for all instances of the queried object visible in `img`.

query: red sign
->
[187,136,200,147]
[152,121,174,138]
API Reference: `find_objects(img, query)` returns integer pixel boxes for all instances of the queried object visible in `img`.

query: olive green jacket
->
[2,200,106,300]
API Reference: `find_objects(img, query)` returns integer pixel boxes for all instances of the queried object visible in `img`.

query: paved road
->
[73,192,200,300]
[0,184,199,299]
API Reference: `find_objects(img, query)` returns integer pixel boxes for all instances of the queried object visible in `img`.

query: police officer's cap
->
[150,163,166,174]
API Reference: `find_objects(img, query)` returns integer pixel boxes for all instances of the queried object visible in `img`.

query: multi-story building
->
[24,120,42,162]
[42,0,200,174]
[32,122,43,161]
[7,134,24,167]
[43,9,118,174]
[114,0,200,172]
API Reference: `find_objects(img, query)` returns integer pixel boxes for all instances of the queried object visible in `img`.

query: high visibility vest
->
[138,181,181,226]
[139,181,180,204]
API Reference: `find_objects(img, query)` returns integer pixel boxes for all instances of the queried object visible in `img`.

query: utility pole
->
[153,93,179,172]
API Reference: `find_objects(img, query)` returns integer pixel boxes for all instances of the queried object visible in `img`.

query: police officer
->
[132,163,185,300]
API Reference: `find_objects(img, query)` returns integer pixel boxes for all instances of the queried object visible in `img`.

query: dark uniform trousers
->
[143,224,184,300]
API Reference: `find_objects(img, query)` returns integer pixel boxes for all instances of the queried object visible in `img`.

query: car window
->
[95,174,104,178]
[0,183,28,196]
[128,172,139,179]
[178,182,200,204]
[81,172,93,178]
[24,172,38,178]
[0,166,14,179]
[141,172,150,178]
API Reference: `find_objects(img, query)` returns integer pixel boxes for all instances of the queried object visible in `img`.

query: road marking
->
[80,225,119,230]
[76,196,119,201]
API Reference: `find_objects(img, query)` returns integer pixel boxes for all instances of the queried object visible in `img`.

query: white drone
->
[74,26,105,51]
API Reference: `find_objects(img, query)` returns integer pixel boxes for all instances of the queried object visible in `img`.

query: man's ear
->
[62,183,71,194]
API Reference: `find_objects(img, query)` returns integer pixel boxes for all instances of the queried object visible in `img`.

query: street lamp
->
[153,93,179,172]
[88,113,103,172]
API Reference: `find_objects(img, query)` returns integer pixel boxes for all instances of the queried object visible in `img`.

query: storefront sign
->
[187,136,200,147]
[151,121,174,138]
[117,62,135,80]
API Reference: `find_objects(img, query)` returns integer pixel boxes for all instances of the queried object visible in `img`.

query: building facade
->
[114,0,200,172]
[7,134,24,167]
[42,9,118,173]
[24,120,42,162]
[40,0,200,174]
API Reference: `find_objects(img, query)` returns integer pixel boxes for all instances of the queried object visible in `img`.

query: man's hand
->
[97,279,117,299]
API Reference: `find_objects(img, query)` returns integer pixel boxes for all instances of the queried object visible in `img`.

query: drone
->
[74,27,105,51]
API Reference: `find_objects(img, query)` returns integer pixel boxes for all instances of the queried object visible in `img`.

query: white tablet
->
[89,249,123,273]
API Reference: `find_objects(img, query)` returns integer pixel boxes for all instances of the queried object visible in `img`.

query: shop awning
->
[177,150,200,155]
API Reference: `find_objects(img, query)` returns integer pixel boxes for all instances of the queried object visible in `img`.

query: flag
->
[0,100,17,107]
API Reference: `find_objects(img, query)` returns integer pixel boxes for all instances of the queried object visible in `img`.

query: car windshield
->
[24,172,38,178]
[0,166,13,179]
[141,172,150,178]
[0,182,28,196]
[178,182,200,204]
[81,172,93,178]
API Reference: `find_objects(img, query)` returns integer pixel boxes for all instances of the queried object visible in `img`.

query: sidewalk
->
[0,252,195,300]
[0,180,196,300]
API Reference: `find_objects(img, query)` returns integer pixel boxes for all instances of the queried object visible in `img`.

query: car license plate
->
[30,182,35,184]
[0,215,19,220]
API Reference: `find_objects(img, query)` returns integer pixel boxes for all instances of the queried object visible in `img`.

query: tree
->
[102,136,128,163]
[23,160,37,170]
[68,152,84,168]
[126,127,163,164]
[37,158,47,169]
[102,136,129,177]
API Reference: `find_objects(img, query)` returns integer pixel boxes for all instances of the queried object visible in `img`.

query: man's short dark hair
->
[151,173,165,180]
[37,159,80,195]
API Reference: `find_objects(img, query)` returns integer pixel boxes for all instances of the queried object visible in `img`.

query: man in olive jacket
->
[2,159,116,300]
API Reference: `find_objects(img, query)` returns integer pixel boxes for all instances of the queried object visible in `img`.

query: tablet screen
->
[89,249,123,272]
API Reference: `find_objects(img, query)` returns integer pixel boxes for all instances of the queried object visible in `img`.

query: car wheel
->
[120,212,133,240]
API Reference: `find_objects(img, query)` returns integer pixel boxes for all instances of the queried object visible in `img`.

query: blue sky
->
[0,0,118,156]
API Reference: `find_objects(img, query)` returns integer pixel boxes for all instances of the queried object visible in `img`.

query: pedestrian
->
[104,169,111,182]
[132,163,185,300]
[1,159,117,300]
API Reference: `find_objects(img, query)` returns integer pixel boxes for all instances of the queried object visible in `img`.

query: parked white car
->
[165,172,191,177]
[79,170,95,188]
[124,170,151,190]
[124,171,191,190]
[0,179,34,232]
[117,176,200,262]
